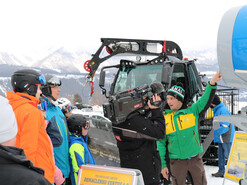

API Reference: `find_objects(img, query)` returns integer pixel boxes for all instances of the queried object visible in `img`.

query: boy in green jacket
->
[157,72,222,185]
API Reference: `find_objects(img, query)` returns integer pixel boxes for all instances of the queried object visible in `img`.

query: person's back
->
[67,114,95,185]
[41,75,71,180]
[211,97,235,144]
[113,94,166,185]
[0,145,51,185]
[6,69,55,184]
[211,95,235,177]
[213,101,235,142]
[0,95,51,185]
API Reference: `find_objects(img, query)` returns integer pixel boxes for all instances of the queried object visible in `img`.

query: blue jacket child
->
[67,114,95,185]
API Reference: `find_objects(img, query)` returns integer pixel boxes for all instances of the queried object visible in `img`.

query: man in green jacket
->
[157,72,222,185]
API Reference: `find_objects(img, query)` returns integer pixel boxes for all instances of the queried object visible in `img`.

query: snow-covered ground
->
[205,165,237,185]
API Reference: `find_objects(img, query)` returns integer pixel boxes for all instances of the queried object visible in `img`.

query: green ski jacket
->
[157,82,217,168]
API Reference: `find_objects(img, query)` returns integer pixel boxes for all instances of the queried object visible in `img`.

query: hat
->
[0,96,18,143]
[167,85,185,102]
[212,94,221,105]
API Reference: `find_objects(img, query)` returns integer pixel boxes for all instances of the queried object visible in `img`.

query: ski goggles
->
[34,74,46,86]
[63,105,72,113]
[48,76,61,86]
[39,74,46,85]
[38,99,48,111]
[83,121,90,130]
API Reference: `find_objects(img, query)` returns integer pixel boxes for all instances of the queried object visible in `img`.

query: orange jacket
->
[7,91,55,184]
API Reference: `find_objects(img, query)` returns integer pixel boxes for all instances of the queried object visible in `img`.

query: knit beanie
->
[167,85,185,102]
[0,96,18,143]
[212,94,221,105]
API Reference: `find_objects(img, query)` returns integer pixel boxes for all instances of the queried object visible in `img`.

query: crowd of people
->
[0,69,236,185]
[0,69,95,185]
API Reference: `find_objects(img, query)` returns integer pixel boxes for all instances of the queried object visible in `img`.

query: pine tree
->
[73,93,82,104]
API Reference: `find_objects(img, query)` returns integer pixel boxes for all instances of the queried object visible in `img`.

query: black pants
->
[65,177,72,185]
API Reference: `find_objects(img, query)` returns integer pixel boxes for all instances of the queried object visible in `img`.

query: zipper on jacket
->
[171,115,175,131]
[178,117,182,129]
[56,121,63,137]
[168,137,171,152]
[193,130,199,145]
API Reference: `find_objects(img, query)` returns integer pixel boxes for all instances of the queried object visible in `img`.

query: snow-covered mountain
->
[0,47,92,73]
[0,52,23,66]
[0,69,99,104]
[0,47,219,74]
[1,47,247,107]
[31,47,91,73]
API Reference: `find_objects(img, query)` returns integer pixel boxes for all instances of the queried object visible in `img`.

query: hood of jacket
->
[0,144,44,174]
[69,133,88,143]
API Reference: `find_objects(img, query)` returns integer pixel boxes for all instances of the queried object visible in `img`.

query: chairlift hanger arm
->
[86,38,183,79]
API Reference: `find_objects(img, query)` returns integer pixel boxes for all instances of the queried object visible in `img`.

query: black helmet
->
[11,69,46,97]
[67,114,89,136]
[41,74,61,100]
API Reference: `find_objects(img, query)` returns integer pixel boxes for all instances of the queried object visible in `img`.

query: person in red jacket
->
[6,69,55,184]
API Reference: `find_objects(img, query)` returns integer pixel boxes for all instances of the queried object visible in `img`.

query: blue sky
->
[0,0,246,61]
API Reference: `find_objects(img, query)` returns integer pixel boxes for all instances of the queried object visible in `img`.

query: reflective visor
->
[48,76,61,86]
[39,74,46,85]
[84,121,90,130]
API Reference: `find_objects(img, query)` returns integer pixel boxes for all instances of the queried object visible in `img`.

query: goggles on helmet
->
[83,121,90,130]
[48,76,61,86]
[39,74,46,85]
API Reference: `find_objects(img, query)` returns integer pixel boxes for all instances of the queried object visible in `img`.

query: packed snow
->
[205,165,237,185]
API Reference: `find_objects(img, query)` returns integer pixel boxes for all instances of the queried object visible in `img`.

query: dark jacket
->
[112,108,166,185]
[0,144,51,185]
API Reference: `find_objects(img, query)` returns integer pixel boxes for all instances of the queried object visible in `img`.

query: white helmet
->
[57,97,72,114]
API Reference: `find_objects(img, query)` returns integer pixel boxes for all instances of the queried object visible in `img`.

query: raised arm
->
[192,72,222,114]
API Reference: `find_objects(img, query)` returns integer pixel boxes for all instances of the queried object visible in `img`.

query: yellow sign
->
[225,132,247,182]
[77,165,140,185]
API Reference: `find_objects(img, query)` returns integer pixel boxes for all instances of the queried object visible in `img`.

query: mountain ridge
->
[1,47,245,109]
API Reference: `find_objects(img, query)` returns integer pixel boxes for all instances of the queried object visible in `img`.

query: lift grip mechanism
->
[86,38,183,80]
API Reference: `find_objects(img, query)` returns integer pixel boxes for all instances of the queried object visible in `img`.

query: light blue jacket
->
[69,133,95,185]
[213,102,235,143]
[45,97,71,178]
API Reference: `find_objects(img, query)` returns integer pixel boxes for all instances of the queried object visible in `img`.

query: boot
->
[212,172,224,177]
